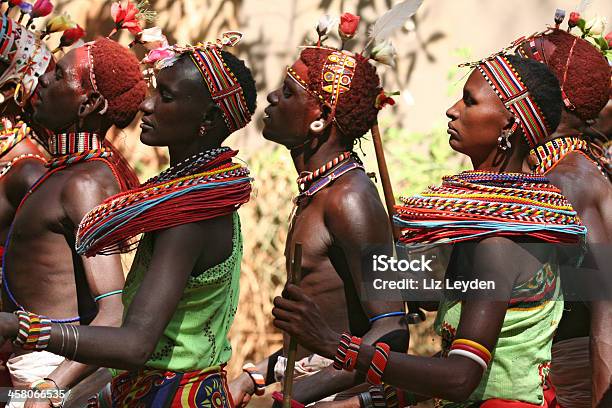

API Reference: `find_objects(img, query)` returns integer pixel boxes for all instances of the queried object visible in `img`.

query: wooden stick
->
[371,124,424,323]
[371,123,400,240]
[283,242,303,408]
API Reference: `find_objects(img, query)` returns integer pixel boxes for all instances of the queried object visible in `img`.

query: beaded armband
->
[13,310,52,351]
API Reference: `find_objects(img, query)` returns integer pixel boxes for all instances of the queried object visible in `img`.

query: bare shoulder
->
[4,158,47,206]
[63,161,120,198]
[323,170,390,243]
[548,152,612,209]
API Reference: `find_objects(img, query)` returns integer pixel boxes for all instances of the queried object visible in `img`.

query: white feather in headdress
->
[366,0,424,48]
[577,0,592,13]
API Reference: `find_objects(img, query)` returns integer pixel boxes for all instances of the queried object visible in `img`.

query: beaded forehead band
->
[476,55,549,148]
[156,31,251,133]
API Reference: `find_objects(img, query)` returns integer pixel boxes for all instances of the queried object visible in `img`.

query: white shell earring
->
[310,119,325,133]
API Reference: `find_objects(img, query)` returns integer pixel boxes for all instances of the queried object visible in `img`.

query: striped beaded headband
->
[186,32,251,133]
[476,55,549,148]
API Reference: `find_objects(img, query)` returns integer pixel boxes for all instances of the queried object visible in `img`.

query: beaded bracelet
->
[358,390,373,408]
[242,363,265,396]
[448,338,492,371]
[368,385,386,408]
[344,336,362,372]
[14,311,52,350]
[366,342,390,385]
[332,332,352,370]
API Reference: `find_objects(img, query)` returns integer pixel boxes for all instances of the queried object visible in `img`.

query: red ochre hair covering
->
[89,37,147,128]
[534,29,610,121]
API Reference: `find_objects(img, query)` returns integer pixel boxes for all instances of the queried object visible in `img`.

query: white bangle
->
[448,349,488,371]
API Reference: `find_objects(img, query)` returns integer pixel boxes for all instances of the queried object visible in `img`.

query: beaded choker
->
[297,151,351,191]
[528,136,589,174]
[76,148,252,256]
[46,132,112,169]
[48,132,103,156]
[395,170,586,245]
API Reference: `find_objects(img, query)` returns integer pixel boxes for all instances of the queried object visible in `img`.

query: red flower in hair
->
[31,0,54,18]
[110,1,142,35]
[8,0,23,7]
[339,12,360,40]
[568,12,580,28]
[375,90,398,110]
[59,25,85,48]
[606,32,612,47]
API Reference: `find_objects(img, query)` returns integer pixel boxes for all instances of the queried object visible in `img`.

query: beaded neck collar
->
[528,136,588,174]
[144,147,232,186]
[297,151,353,192]
[48,132,103,157]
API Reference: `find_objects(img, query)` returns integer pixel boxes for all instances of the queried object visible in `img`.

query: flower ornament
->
[568,11,581,28]
[371,39,397,67]
[585,15,606,36]
[109,0,156,37]
[53,25,85,52]
[8,0,23,7]
[18,2,32,14]
[338,12,360,42]
[45,13,77,34]
[606,32,612,47]
[375,90,400,110]
[134,26,166,49]
[31,0,53,18]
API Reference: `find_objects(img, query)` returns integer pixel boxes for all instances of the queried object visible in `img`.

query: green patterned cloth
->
[434,262,563,407]
[121,212,243,371]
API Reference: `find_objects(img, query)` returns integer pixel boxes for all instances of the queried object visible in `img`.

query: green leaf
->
[577,18,586,30]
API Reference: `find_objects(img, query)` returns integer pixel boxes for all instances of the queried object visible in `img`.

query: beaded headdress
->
[476,55,549,148]
[287,0,423,125]
[0,13,52,107]
[141,31,252,133]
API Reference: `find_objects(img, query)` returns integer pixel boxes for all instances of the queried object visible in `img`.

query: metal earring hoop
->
[497,130,512,151]
[98,99,108,115]
[310,119,325,133]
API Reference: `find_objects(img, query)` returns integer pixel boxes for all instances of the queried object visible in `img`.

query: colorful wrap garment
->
[109,365,234,408]
[394,171,585,406]
[75,148,252,256]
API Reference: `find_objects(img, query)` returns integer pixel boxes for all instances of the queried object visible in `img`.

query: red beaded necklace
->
[296,151,351,192]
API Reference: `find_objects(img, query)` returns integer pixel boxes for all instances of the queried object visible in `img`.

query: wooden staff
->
[282,242,303,408]
[372,123,400,240]
[371,123,424,323]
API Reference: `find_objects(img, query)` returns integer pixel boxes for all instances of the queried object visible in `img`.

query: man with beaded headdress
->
[514,10,612,406]
[0,2,145,404]
[0,28,258,407]
[230,10,411,406]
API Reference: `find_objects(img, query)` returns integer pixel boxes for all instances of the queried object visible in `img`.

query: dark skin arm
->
[274,237,529,402]
[0,218,215,371]
[547,158,612,406]
[288,186,408,403]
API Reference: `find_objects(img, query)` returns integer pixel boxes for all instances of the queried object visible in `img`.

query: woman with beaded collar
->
[270,53,587,407]
[0,31,257,407]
